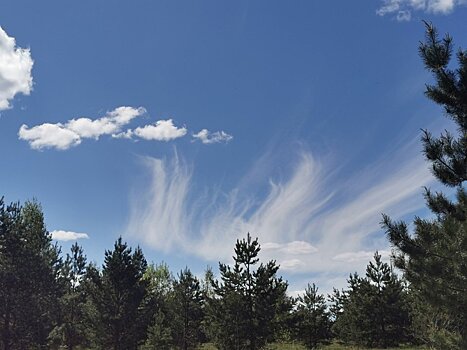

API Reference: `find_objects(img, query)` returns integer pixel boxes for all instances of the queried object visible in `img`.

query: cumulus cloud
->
[18,123,81,150]
[19,108,229,150]
[192,129,233,144]
[133,119,187,141]
[18,106,146,150]
[126,140,434,287]
[0,26,33,111]
[377,0,466,20]
[67,106,145,139]
[51,230,89,241]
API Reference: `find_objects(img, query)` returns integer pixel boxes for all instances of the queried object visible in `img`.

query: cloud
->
[396,10,412,21]
[377,0,466,20]
[332,250,391,263]
[67,106,145,139]
[192,129,233,144]
[18,106,146,150]
[51,230,89,241]
[263,241,318,255]
[126,141,434,285]
[0,26,33,111]
[133,119,187,141]
[18,123,81,150]
[19,109,228,150]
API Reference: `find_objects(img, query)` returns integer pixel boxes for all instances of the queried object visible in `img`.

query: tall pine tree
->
[87,237,149,350]
[0,199,63,350]
[212,233,288,350]
[382,22,467,347]
[171,268,204,350]
[49,243,89,350]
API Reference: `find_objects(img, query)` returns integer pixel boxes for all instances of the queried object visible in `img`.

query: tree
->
[0,199,63,350]
[49,243,89,350]
[87,237,149,350]
[364,252,410,347]
[382,22,467,347]
[212,233,288,350]
[171,268,204,350]
[331,253,409,348]
[141,262,174,350]
[199,266,217,343]
[294,283,331,349]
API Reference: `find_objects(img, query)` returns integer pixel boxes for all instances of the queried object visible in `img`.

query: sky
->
[1,0,466,295]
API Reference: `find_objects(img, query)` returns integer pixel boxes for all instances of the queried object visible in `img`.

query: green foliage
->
[141,262,174,349]
[382,22,467,348]
[86,237,150,350]
[332,253,409,348]
[211,233,289,350]
[0,198,63,349]
[407,290,463,350]
[172,268,204,350]
[293,283,331,349]
[49,243,89,349]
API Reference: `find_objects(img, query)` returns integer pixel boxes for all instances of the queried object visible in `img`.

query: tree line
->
[1,22,465,350]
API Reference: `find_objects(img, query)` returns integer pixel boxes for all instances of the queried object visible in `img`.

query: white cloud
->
[19,108,231,150]
[67,106,145,139]
[193,129,233,144]
[133,119,187,141]
[332,250,391,263]
[125,141,434,284]
[396,10,412,21]
[18,106,145,150]
[18,123,81,150]
[280,259,306,271]
[0,26,33,111]
[377,0,466,20]
[51,230,89,241]
[263,241,318,255]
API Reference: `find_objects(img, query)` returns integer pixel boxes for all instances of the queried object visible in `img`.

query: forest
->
[0,23,466,350]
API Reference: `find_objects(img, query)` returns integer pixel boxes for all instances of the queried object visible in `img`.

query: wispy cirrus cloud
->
[0,26,33,111]
[192,129,233,144]
[51,230,89,241]
[377,0,466,21]
[332,250,391,263]
[125,139,434,289]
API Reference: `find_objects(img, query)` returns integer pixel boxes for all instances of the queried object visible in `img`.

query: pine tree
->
[200,266,216,343]
[364,252,409,347]
[0,199,63,350]
[140,262,174,350]
[49,243,89,349]
[331,253,409,348]
[294,283,331,349]
[87,237,149,350]
[171,268,204,350]
[212,233,288,350]
[382,22,467,347]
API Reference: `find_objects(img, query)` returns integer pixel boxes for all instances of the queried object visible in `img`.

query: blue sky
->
[1,0,466,294]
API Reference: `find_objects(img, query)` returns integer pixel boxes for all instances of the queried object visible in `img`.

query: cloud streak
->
[0,26,33,111]
[377,0,466,21]
[126,142,434,287]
